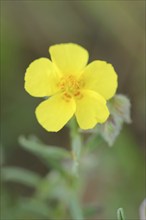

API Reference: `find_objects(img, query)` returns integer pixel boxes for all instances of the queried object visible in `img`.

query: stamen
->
[58,75,84,101]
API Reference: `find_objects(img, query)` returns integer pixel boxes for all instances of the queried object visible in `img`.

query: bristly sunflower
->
[24,43,118,132]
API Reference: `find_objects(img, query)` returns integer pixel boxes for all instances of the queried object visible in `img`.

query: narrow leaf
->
[19,135,71,160]
[117,208,125,220]
[18,136,71,175]
[1,167,41,187]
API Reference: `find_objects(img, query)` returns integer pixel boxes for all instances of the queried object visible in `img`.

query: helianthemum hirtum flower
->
[24,43,118,132]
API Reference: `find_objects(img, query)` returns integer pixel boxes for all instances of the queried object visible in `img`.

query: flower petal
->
[82,61,118,100]
[49,43,89,75]
[25,58,59,97]
[35,94,76,132]
[75,90,109,129]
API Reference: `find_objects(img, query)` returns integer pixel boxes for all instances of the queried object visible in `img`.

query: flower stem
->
[69,117,84,219]
[69,118,82,175]
[69,191,84,220]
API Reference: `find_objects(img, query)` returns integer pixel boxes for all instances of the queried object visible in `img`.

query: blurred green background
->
[1,1,145,219]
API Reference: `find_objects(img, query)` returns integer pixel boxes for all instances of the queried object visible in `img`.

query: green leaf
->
[109,94,131,124]
[36,171,71,202]
[97,94,131,147]
[98,114,123,147]
[18,198,52,218]
[18,136,71,175]
[1,167,41,187]
[117,208,125,220]
[2,197,52,219]
[19,135,71,161]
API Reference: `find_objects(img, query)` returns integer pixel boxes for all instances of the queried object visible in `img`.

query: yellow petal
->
[49,43,89,75]
[75,90,109,129]
[35,94,76,132]
[82,61,118,100]
[25,58,59,97]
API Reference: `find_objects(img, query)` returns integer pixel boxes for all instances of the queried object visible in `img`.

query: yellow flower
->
[24,43,118,132]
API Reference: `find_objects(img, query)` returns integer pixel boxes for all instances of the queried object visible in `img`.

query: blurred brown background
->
[1,1,145,219]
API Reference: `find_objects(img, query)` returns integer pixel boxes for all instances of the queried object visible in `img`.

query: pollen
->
[58,75,84,101]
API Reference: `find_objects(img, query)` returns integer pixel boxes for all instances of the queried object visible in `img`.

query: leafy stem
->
[68,117,84,219]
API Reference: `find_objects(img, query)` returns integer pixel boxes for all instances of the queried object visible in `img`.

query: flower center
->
[58,75,84,101]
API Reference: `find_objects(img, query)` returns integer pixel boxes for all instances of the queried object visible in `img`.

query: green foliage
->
[19,135,70,161]
[18,135,71,176]
[98,94,131,146]
[1,128,144,219]
[117,208,125,220]
[1,167,41,188]
[109,94,131,123]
